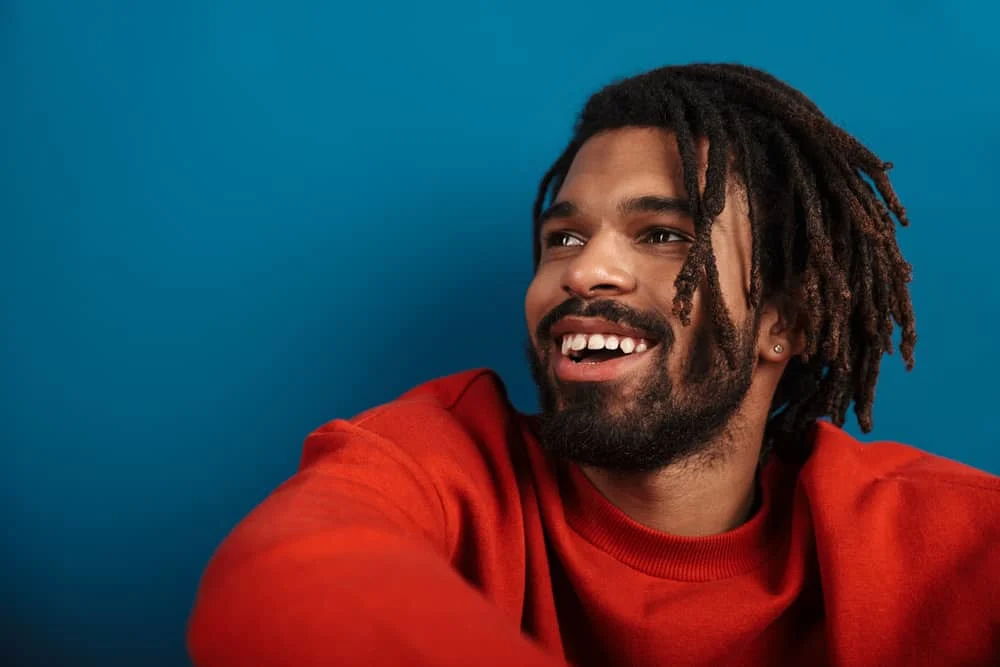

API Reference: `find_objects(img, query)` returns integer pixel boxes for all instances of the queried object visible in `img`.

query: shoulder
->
[795,424,1000,659]
[801,421,1000,497]
[301,367,523,478]
[298,369,535,555]
[798,421,1000,571]
[314,368,513,440]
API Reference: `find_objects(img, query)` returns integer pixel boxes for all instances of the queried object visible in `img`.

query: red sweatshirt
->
[188,369,1000,666]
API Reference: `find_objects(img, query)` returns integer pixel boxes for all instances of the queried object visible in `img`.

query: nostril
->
[565,283,619,297]
[563,283,624,298]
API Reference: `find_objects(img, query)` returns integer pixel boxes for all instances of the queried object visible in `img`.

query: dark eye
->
[642,228,689,244]
[544,231,585,248]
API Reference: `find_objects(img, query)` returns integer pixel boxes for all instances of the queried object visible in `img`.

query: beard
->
[527,297,756,472]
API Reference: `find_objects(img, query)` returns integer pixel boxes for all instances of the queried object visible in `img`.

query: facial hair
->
[527,298,756,472]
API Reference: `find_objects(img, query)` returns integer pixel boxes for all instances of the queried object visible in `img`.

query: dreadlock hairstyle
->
[532,64,916,462]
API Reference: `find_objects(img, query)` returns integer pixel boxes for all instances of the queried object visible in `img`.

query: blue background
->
[4,1,999,665]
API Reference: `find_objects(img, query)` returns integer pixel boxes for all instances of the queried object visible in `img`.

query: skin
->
[524,127,800,537]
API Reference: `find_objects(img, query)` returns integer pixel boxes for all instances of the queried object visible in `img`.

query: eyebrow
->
[618,195,691,218]
[536,200,578,226]
[537,195,692,227]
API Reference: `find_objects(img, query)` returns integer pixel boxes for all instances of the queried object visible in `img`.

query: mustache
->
[535,297,674,345]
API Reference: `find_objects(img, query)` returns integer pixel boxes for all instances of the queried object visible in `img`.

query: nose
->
[561,232,637,298]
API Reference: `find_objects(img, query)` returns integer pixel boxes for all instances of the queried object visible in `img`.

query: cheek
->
[710,238,753,319]
[646,261,707,326]
[644,263,706,374]
[524,271,556,335]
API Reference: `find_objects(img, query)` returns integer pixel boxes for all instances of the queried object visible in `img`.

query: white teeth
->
[559,332,654,356]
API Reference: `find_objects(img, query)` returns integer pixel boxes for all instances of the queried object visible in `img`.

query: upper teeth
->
[560,333,651,356]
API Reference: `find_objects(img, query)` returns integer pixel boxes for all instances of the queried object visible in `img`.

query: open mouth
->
[558,332,659,364]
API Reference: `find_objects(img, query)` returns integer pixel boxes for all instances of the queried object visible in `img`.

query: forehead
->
[558,127,691,200]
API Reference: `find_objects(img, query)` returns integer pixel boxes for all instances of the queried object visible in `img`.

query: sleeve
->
[186,419,564,667]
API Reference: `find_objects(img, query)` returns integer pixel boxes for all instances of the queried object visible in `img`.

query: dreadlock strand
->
[659,89,713,328]
[771,127,850,362]
[664,80,741,363]
[721,107,764,309]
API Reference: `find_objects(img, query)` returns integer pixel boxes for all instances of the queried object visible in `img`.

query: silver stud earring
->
[773,344,784,354]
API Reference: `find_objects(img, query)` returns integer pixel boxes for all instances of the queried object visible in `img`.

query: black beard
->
[527,298,756,472]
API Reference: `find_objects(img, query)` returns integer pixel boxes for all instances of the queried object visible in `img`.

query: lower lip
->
[554,346,657,382]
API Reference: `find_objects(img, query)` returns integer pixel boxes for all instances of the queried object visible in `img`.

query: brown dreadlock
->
[532,64,916,462]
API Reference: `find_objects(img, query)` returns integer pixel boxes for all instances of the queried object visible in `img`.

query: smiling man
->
[188,64,1000,666]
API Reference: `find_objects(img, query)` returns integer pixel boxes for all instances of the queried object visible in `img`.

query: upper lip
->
[549,316,658,341]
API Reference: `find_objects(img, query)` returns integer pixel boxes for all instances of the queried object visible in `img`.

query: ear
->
[756,301,804,363]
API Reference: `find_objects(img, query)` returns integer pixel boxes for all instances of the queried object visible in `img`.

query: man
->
[187,64,1000,666]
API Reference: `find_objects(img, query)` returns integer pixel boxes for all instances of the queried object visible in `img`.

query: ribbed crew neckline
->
[560,457,791,581]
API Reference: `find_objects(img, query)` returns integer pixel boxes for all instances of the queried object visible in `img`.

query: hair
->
[532,63,916,462]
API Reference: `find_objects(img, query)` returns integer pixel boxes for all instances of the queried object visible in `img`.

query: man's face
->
[524,127,760,471]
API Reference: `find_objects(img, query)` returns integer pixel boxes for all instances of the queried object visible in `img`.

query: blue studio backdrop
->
[4,1,999,665]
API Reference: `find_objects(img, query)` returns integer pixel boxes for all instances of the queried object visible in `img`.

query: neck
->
[579,421,762,537]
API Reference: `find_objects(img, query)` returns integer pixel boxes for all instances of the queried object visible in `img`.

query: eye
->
[544,231,585,248]
[641,228,690,244]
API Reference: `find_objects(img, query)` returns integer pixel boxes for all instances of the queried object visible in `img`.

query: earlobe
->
[760,336,791,363]
[756,302,801,362]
